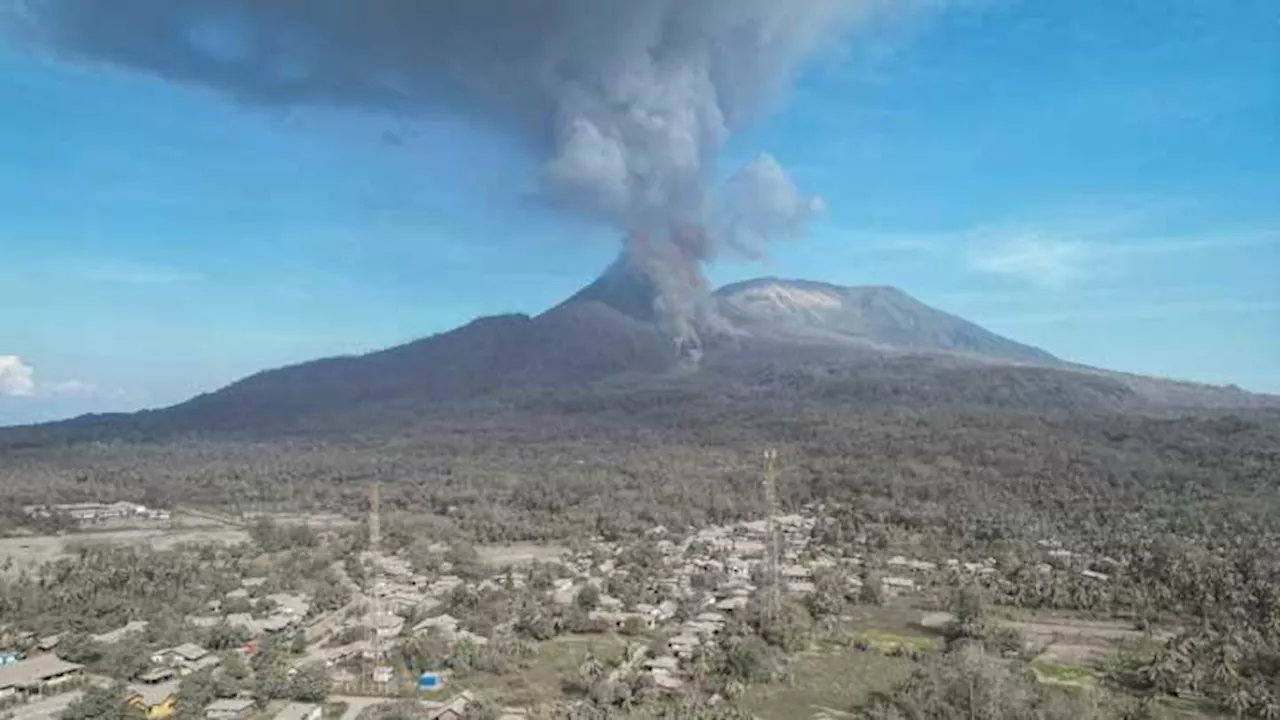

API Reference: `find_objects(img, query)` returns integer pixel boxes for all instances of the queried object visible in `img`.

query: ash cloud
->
[7,0,885,352]
[720,154,827,259]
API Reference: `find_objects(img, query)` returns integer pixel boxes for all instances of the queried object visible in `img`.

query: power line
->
[368,482,392,689]
[763,448,780,625]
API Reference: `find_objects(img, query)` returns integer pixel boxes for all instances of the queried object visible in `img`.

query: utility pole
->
[763,449,780,625]
[367,483,392,689]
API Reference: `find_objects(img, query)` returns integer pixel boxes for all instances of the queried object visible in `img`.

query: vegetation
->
[0,354,1276,718]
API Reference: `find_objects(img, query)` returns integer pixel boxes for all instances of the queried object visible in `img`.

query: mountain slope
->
[128,301,676,435]
[1,271,1273,444]
[714,278,1057,364]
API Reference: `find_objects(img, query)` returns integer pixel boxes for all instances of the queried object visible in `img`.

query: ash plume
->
[6,0,885,355]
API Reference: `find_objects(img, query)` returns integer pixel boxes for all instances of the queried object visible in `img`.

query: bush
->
[575,584,600,613]
[724,637,776,684]
[862,645,1102,720]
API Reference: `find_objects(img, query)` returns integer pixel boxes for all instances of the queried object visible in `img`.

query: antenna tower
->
[367,483,392,689]
[763,449,780,624]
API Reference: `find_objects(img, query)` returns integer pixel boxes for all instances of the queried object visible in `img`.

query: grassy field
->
[1031,660,1100,688]
[742,648,915,720]
[475,543,568,567]
[457,633,629,706]
[0,512,249,576]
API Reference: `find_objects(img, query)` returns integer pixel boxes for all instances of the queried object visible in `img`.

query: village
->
[0,494,1129,720]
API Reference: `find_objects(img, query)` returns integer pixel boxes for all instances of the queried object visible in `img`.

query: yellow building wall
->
[126,695,176,720]
[147,697,177,720]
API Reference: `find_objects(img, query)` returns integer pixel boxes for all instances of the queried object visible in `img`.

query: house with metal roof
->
[0,655,84,700]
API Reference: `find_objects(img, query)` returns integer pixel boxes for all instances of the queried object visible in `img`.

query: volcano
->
[1,263,1273,444]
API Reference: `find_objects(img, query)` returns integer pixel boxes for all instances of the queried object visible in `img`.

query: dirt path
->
[330,695,396,720]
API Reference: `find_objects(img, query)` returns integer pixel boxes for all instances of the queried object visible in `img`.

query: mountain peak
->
[553,254,663,324]
[714,277,1057,365]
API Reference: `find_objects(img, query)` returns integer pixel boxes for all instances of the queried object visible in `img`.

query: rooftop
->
[168,643,209,661]
[204,698,256,713]
[0,655,83,689]
[128,679,179,707]
[274,703,321,720]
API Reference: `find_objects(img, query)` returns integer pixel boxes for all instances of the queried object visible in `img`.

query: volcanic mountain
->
[2,262,1273,444]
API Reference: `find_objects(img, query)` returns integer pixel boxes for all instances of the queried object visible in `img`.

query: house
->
[413,614,459,637]
[786,581,816,595]
[655,600,679,621]
[35,635,60,652]
[715,596,749,612]
[265,593,311,618]
[453,630,488,647]
[222,613,294,637]
[274,703,322,720]
[257,615,296,634]
[323,641,373,667]
[203,697,256,720]
[425,690,473,720]
[126,680,180,720]
[587,611,654,632]
[779,565,811,581]
[650,669,684,691]
[363,612,405,639]
[224,614,257,633]
[0,655,84,699]
[667,634,701,658]
[551,580,579,606]
[882,576,917,592]
[151,644,217,675]
[24,502,146,524]
[644,656,679,673]
[136,668,178,685]
[907,559,938,572]
[91,621,149,646]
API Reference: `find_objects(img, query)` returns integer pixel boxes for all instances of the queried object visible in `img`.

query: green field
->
[1031,660,1100,687]
[456,633,629,706]
[856,629,941,654]
[742,648,915,720]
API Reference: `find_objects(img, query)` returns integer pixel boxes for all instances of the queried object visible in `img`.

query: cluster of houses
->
[21,501,170,525]
[0,638,327,720]
[185,578,314,639]
[2,504,1130,719]
[1036,540,1118,582]
[520,512,1045,691]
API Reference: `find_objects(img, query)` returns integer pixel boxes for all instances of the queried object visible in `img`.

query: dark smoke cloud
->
[5,0,893,351]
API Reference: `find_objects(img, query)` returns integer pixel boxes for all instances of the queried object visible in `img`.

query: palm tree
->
[1253,686,1280,720]
[1225,684,1252,719]
[578,651,605,689]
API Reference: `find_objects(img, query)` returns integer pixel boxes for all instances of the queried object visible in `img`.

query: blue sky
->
[1,0,1277,425]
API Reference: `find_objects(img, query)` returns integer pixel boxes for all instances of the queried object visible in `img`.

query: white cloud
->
[963,223,1278,287]
[47,379,101,398]
[0,356,104,401]
[0,356,36,397]
[968,232,1092,287]
[72,260,204,285]
[986,299,1280,326]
